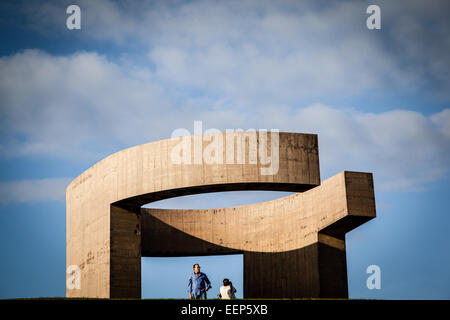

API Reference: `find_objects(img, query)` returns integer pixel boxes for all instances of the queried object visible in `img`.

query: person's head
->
[223,278,231,286]
[193,263,201,274]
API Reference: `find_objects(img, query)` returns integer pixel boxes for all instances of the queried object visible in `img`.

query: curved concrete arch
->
[141,171,375,298]
[67,132,319,208]
[66,132,375,299]
[142,171,375,255]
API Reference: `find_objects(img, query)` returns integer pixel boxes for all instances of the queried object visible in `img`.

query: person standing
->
[218,278,236,299]
[188,263,212,299]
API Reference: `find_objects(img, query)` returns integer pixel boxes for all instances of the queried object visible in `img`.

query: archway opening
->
[140,190,294,299]
[141,254,243,299]
[142,190,294,210]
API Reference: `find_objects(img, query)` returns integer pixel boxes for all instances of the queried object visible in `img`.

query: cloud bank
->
[0,177,71,204]
[0,50,448,197]
[14,0,449,103]
[1,0,449,203]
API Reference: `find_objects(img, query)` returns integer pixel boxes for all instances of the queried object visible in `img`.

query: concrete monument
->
[66,132,375,298]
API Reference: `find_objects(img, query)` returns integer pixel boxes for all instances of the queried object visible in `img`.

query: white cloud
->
[0,49,174,160]
[141,1,405,103]
[0,178,72,204]
[1,50,449,193]
[15,0,450,102]
[288,105,450,191]
[431,109,450,139]
[0,1,449,196]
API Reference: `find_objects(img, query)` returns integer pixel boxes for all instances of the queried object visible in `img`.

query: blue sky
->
[0,0,449,299]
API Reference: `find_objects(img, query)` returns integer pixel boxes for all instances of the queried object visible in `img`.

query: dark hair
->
[223,278,231,286]
[193,263,200,268]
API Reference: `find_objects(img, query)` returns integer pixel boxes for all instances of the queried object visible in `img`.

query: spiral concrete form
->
[66,132,375,298]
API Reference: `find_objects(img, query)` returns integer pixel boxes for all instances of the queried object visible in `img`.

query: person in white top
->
[218,278,236,299]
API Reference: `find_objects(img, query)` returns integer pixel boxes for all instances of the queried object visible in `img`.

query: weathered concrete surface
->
[142,171,375,298]
[66,132,375,298]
